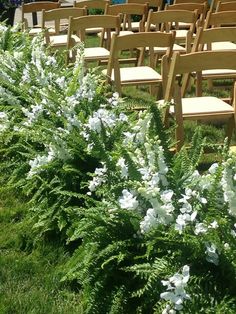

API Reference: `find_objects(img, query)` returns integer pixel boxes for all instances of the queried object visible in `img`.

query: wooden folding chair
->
[42,7,86,50]
[99,2,149,47]
[127,0,163,10]
[165,3,208,28]
[145,9,197,56]
[204,9,236,28]
[163,50,236,151]
[210,0,236,11]
[186,26,236,93]
[20,1,60,35]
[73,0,109,34]
[103,31,175,98]
[67,14,120,64]
[216,0,236,11]
[126,0,163,31]
[174,0,207,3]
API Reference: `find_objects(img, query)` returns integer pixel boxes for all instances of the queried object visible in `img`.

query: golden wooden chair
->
[103,31,175,98]
[165,2,208,29]
[185,26,236,92]
[163,50,236,151]
[42,7,86,50]
[20,1,60,35]
[67,14,120,64]
[145,9,197,57]
[210,0,236,11]
[216,0,236,11]
[99,2,149,47]
[126,0,163,31]
[73,0,110,34]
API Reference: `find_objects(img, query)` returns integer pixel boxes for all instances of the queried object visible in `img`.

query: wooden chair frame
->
[20,1,60,33]
[163,50,236,151]
[67,14,121,63]
[104,31,175,97]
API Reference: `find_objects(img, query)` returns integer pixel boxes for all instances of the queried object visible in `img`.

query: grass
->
[0,195,83,314]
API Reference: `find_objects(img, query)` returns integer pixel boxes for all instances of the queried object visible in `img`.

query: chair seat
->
[98,30,133,39]
[175,29,196,40]
[49,34,80,47]
[84,47,110,60]
[211,41,236,51]
[154,43,186,54]
[202,69,236,77]
[170,96,234,117]
[29,27,56,35]
[103,66,161,82]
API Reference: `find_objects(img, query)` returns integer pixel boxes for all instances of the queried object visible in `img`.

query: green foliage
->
[1,24,236,314]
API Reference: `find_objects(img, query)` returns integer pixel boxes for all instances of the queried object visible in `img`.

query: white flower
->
[205,243,219,266]
[0,111,9,132]
[209,220,219,229]
[116,157,128,179]
[161,265,190,311]
[88,164,107,193]
[194,223,208,235]
[118,189,139,210]
[224,243,230,250]
[108,92,120,107]
[140,208,157,233]
[87,109,117,134]
[208,163,219,174]
[28,145,55,178]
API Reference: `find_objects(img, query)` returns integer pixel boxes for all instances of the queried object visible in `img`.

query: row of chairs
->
[17,1,236,150]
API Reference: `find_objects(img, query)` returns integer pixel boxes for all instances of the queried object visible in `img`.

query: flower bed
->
[0,25,236,313]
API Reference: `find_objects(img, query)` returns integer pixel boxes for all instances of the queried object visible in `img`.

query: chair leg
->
[226,117,235,143]
[207,78,213,90]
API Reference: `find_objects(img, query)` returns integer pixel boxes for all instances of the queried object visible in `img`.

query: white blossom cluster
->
[174,163,221,234]
[114,112,174,233]
[221,156,236,217]
[118,189,139,211]
[0,86,20,106]
[205,243,219,265]
[88,163,107,194]
[175,187,207,234]
[28,145,56,178]
[22,103,44,126]
[0,111,9,133]
[161,265,191,312]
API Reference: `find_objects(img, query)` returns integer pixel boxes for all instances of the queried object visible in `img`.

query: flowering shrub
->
[64,105,236,313]
[0,25,236,313]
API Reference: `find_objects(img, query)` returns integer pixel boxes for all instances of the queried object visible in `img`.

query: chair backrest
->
[107,31,175,90]
[73,0,109,13]
[42,7,86,35]
[210,0,236,11]
[192,26,236,51]
[174,0,206,4]
[164,50,236,101]
[165,2,208,26]
[20,1,60,29]
[126,0,163,11]
[165,3,208,15]
[216,1,236,11]
[145,9,198,33]
[204,10,236,27]
[105,3,149,31]
[67,14,121,61]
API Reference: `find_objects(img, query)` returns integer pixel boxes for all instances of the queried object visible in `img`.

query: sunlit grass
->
[0,195,83,314]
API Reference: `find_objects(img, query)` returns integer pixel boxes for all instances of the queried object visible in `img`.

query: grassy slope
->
[0,195,82,314]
